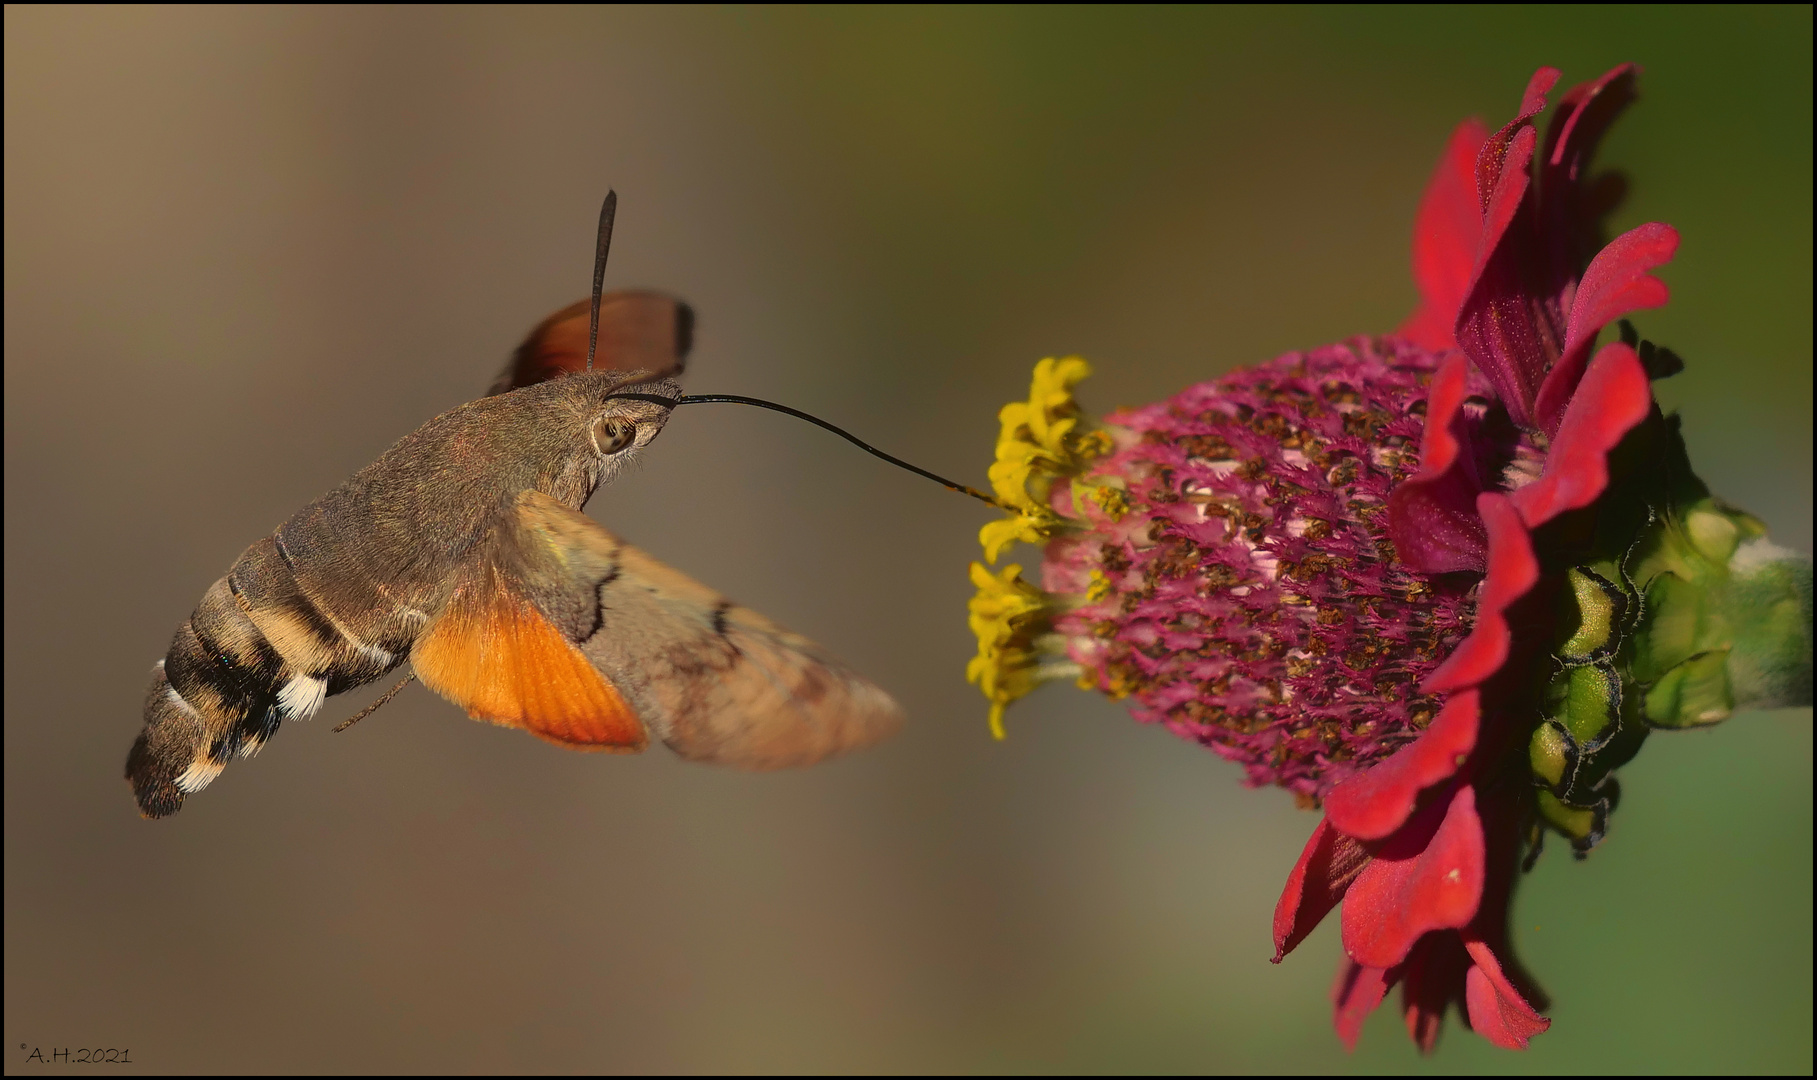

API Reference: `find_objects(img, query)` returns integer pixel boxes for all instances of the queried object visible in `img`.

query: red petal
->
[1273,817,1371,961]
[1532,223,1678,433]
[1324,690,1480,841]
[1455,130,1549,425]
[1401,119,1490,350]
[1510,343,1652,528]
[1422,494,1539,695]
[1514,69,1561,139]
[1544,64,1638,177]
[1397,304,1461,360]
[1462,940,1551,1049]
[1475,68,1561,212]
[1540,64,1640,282]
[1333,960,1394,1051]
[1386,355,1487,573]
[1414,355,1469,479]
[1401,933,1471,1054]
[1455,69,1564,427]
[1341,784,1486,970]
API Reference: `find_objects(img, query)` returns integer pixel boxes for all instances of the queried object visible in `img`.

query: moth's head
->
[481,368,682,509]
[590,373,681,456]
[571,371,682,492]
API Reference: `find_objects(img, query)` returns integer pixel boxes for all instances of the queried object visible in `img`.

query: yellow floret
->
[979,357,1110,563]
[966,562,1055,739]
[965,357,1115,735]
[1086,483,1129,521]
[979,515,1052,565]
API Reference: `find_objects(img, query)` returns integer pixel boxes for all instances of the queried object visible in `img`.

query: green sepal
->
[1529,654,1648,821]
[1537,789,1596,842]
[1530,722,1569,789]
[1548,661,1621,748]
[1632,568,1709,683]
[1557,567,1623,662]
[1643,650,1733,729]
[1536,783,1617,858]
[1618,319,1686,380]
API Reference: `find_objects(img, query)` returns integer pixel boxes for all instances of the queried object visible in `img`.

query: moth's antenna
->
[675,393,1003,508]
[332,673,416,734]
[585,190,618,373]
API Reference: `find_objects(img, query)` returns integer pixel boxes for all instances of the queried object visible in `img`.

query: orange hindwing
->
[412,582,645,752]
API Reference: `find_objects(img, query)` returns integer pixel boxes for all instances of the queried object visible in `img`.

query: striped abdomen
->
[127,535,404,817]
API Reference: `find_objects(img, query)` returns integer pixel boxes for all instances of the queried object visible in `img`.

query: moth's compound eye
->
[592,416,637,455]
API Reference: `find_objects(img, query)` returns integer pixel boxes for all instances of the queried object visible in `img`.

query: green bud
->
[1517,390,1809,862]
[1633,498,1812,728]
[1725,540,1814,712]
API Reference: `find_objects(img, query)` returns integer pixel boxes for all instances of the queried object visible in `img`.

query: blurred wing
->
[486,292,694,395]
[478,491,903,767]
[591,545,906,769]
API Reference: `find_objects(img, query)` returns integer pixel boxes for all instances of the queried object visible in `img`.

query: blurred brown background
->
[5,7,1809,1073]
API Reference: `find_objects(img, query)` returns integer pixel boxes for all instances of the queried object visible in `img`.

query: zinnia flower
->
[965,64,1813,1052]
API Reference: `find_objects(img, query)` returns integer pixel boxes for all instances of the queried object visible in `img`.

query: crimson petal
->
[1532,223,1678,433]
[1401,119,1490,351]
[1333,960,1394,1051]
[1511,343,1652,528]
[1477,67,1561,206]
[1455,127,1548,425]
[1462,940,1552,1049]
[1325,690,1480,841]
[1454,70,1561,426]
[1540,64,1639,281]
[1387,355,1487,573]
[1401,933,1472,1054]
[1341,784,1486,970]
[1422,494,1540,695]
[1273,818,1371,961]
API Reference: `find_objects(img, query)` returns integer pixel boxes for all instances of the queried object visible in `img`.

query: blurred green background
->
[5,6,1809,1073]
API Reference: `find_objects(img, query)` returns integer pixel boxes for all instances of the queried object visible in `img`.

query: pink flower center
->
[1045,336,1482,798]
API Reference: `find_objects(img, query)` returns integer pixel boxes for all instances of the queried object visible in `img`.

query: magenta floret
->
[1046,337,1479,798]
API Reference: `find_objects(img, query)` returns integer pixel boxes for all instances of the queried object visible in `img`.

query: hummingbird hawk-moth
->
[126,196,905,818]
